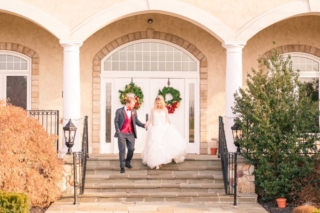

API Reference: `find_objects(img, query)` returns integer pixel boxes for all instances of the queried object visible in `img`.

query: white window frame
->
[101,39,199,79]
[0,51,31,110]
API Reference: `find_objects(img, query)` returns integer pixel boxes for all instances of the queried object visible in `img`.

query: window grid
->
[0,55,27,70]
[104,42,197,72]
[291,56,319,72]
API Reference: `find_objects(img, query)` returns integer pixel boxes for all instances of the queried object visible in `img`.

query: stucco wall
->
[243,15,320,84]
[0,13,63,111]
[20,0,126,30]
[18,0,299,33]
[181,0,298,31]
[81,13,225,148]
[0,12,64,147]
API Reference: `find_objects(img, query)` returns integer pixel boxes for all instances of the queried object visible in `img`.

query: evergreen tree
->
[232,44,320,201]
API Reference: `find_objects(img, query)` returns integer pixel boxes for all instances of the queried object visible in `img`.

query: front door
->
[99,40,200,154]
[100,77,198,154]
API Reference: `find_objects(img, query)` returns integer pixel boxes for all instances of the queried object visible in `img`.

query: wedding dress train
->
[141,109,188,169]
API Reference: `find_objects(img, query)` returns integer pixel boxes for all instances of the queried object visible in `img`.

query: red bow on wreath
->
[133,97,140,109]
[166,101,179,114]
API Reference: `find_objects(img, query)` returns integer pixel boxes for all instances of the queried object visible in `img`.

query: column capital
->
[222,41,246,49]
[59,40,83,47]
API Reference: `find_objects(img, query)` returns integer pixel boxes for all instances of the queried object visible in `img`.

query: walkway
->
[46,201,268,213]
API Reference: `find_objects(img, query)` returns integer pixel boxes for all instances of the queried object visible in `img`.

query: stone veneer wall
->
[236,157,255,194]
[264,44,320,57]
[60,155,80,194]
[0,42,39,110]
[91,28,208,154]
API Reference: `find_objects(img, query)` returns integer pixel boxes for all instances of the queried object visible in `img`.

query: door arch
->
[91,30,208,154]
[100,40,199,154]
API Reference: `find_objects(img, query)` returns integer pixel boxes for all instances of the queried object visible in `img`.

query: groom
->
[114,97,145,173]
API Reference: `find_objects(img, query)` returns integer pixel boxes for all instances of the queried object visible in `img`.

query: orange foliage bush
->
[0,101,63,208]
[292,206,316,213]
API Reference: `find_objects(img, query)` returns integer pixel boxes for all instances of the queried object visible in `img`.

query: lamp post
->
[231,122,242,153]
[63,119,77,155]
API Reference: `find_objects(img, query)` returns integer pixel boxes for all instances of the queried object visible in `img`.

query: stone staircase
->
[60,154,257,203]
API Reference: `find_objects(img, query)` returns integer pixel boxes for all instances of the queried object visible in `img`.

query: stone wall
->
[236,157,255,194]
[59,155,79,194]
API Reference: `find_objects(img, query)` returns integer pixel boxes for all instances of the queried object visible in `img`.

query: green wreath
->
[158,86,182,113]
[119,82,144,110]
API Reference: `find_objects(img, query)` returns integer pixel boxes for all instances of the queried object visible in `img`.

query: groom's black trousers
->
[118,132,135,169]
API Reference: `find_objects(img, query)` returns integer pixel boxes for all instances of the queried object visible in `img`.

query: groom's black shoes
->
[125,164,132,169]
[120,168,125,173]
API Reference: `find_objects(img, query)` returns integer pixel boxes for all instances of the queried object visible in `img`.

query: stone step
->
[86,160,222,167]
[87,165,222,171]
[60,191,257,203]
[84,188,225,194]
[84,182,225,194]
[82,154,227,201]
[61,154,258,204]
[86,178,223,184]
[86,154,221,167]
[87,169,222,176]
[86,166,222,177]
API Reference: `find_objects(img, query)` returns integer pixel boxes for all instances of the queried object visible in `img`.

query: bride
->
[142,95,188,169]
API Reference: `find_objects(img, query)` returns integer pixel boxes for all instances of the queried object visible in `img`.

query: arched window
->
[103,42,197,72]
[0,52,31,110]
[284,52,320,130]
[283,52,319,86]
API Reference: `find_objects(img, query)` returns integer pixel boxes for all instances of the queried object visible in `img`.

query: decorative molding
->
[308,0,320,12]
[91,30,208,154]
[71,0,233,42]
[0,0,69,39]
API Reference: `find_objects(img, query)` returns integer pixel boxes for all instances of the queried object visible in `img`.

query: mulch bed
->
[259,200,296,213]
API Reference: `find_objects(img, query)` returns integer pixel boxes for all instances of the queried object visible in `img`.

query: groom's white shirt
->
[124,106,132,119]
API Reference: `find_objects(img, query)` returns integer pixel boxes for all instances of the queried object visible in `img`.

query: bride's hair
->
[154,95,166,109]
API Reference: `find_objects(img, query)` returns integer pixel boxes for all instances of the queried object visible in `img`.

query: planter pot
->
[276,198,286,208]
[210,148,218,155]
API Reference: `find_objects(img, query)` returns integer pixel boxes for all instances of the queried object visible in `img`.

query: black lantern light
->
[63,119,77,155]
[231,122,242,153]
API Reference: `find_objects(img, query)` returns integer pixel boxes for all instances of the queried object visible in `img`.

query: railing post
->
[56,110,59,152]
[73,152,82,205]
[73,152,78,205]
[80,116,88,195]
[233,152,238,206]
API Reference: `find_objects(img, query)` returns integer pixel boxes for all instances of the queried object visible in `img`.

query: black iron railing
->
[218,116,238,206]
[28,110,59,152]
[73,116,89,204]
[80,115,89,195]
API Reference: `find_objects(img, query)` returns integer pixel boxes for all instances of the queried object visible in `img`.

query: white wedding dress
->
[141,109,188,169]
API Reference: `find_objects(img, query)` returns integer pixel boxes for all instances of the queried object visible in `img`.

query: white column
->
[59,40,83,155]
[223,42,246,152]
